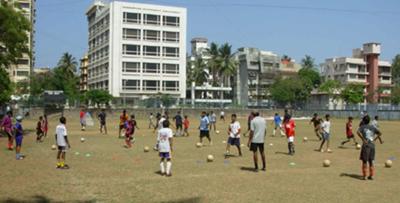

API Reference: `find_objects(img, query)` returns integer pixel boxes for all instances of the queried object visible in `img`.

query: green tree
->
[160,94,175,108]
[391,86,400,104]
[86,89,113,107]
[0,68,13,104]
[57,52,78,78]
[207,42,220,86]
[340,84,364,104]
[392,54,400,86]
[188,58,209,86]
[301,55,316,69]
[0,2,31,69]
[319,79,342,102]
[218,43,237,87]
[29,71,54,96]
[270,77,310,107]
[53,53,80,104]
[298,67,321,88]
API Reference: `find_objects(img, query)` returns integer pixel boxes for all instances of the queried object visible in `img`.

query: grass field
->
[0,112,399,203]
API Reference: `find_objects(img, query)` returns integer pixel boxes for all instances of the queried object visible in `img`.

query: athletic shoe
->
[368,176,374,180]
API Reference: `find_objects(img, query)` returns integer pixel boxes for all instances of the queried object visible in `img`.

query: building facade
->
[321,43,392,104]
[86,1,186,105]
[233,47,301,107]
[5,0,36,83]
[80,55,89,92]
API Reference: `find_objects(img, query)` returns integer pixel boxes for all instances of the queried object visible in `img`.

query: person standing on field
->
[247,112,267,172]
[357,115,383,180]
[1,111,13,150]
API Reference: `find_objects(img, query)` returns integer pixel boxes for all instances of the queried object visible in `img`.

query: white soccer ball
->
[144,146,150,152]
[356,144,361,150]
[269,143,274,147]
[51,145,57,150]
[385,160,393,168]
[222,140,226,144]
[207,155,214,162]
[323,159,331,167]
[303,137,308,142]
[80,137,85,142]
[240,144,245,148]
[196,142,203,148]
[216,130,220,134]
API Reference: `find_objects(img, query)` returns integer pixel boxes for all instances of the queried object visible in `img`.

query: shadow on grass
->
[340,173,364,180]
[240,166,257,172]
[154,170,164,176]
[1,195,97,203]
[160,197,202,203]
[275,151,289,155]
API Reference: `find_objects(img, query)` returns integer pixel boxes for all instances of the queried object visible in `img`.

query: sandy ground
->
[0,112,399,203]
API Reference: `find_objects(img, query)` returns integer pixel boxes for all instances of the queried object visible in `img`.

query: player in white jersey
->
[157,120,173,177]
[225,114,242,157]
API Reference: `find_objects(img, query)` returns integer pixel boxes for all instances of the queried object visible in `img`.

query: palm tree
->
[206,42,220,86]
[57,52,78,78]
[301,55,315,69]
[189,58,209,86]
[218,43,237,86]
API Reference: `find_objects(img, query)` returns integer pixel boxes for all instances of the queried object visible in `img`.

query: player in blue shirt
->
[14,116,24,160]
[272,113,285,137]
[199,111,211,145]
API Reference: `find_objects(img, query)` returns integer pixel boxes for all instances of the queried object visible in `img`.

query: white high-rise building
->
[86,1,187,104]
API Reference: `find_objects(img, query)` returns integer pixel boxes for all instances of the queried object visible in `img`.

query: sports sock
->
[166,161,172,175]
[369,166,374,177]
[280,130,285,136]
[160,162,165,174]
[362,164,367,177]
[272,130,276,136]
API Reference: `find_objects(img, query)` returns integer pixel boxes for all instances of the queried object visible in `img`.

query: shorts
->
[360,142,375,162]
[322,132,330,140]
[159,152,171,159]
[176,123,182,130]
[200,130,210,138]
[287,136,294,143]
[346,134,354,139]
[274,123,281,129]
[58,146,67,152]
[210,121,216,125]
[250,143,264,152]
[80,119,86,125]
[227,137,240,146]
[36,130,43,136]
[15,136,23,146]
[100,121,106,126]
[119,124,125,130]
[220,116,225,119]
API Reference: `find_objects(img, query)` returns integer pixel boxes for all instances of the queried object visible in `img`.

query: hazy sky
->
[35,0,400,68]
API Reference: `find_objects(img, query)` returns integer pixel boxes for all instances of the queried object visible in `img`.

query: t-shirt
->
[220,111,225,116]
[321,120,331,134]
[1,115,12,132]
[158,117,166,130]
[310,117,320,128]
[371,120,379,129]
[125,120,136,136]
[174,114,183,124]
[229,121,241,138]
[120,114,128,125]
[346,122,353,136]
[284,119,295,137]
[210,113,217,122]
[98,112,106,123]
[250,116,266,143]
[36,121,42,131]
[14,122,23,137]
[199,116,209,131]
[358,124,380,143]
[56,124,68,146]
[157,128,173,152]
[183,119,189,129]
[274,115,282,125]
[80,111,85,119]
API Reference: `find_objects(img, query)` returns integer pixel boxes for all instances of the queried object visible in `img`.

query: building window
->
[143,63,160,73]
[143,30,160,41]
[122,62,140,73]
[163,81,179,91]
[144,14,160,25]
[17,59,29,65]
[122,79,140,90]
[163,47,179,57]
[163,31,179,42]
[123,12,141,24]
[162,64,179,74]
[123,44,140,55]
[19,3,30,9]
[16,71,29,76]
[349,74,356,79]
[143,46,160,56]
[143,80,160,91]
[163,16,179,27]
[123,28,140,40]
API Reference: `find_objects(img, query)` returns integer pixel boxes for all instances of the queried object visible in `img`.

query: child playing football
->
[341,117,358,147]
[56,116,71,169]
[318,114,332,153]
[1,111,13,150]
[36,116,44,142]
[14,116,24,160]
[183,115,190,137]
[157,120,173,176]
[225,114,242,157]
[284,115,296,155]
[124,115,138,148]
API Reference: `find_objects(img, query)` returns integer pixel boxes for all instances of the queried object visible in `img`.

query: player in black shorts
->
[98,109,107,134]
[310,113,322,140]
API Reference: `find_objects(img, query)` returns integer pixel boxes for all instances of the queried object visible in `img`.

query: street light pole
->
[123,80,127,108]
